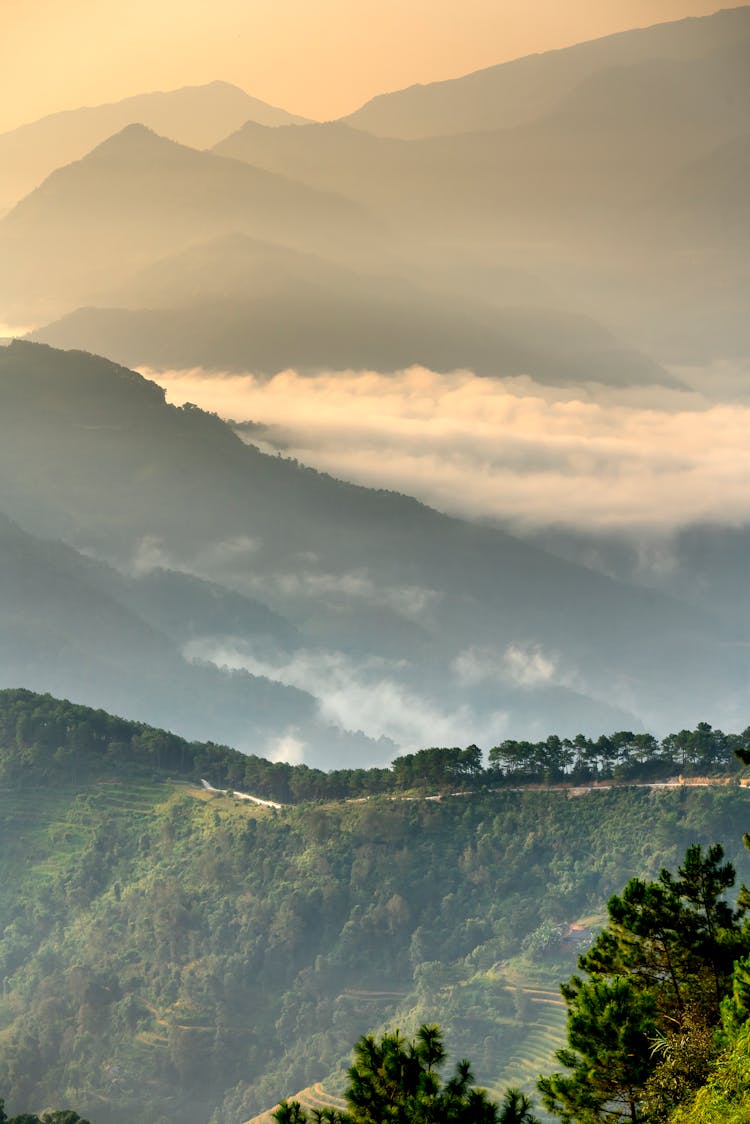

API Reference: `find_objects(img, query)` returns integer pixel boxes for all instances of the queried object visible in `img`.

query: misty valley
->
[1,6,750,1123]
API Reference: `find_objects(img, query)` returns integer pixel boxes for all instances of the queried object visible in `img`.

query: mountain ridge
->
[0,126,377,321]
[342,5,750,138]
[0,79,309,214]
[0,340,745,745]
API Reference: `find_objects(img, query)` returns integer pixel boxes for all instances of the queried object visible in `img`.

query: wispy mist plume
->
[132,533,260,578]
[454,644,568,690]
[184,637,511,750]
[150,365,750,534]
[264,729,306,766]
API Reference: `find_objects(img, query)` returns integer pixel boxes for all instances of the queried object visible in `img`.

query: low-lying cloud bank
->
[148,365,750,533]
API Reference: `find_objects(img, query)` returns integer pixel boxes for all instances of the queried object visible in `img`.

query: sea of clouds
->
[147,363,750,535]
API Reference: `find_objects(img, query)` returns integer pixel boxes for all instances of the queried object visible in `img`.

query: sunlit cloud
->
[148,365,750,534]
[0,322,37,340]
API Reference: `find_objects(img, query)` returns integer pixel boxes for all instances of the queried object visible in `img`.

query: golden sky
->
[0,0,729,133]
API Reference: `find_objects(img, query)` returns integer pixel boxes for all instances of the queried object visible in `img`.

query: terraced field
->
[486,987,566,1116]
[245,980,566,1124]
[0,775,169,882]
[245,1080,347,1124]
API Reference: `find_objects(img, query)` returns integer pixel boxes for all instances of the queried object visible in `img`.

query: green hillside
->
[1,690,750,1122]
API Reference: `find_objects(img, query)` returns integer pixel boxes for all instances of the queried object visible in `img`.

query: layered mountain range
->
[0,8,748,764]
[0,5,743,374]
[0,80,307,216]
[0,339,748,763]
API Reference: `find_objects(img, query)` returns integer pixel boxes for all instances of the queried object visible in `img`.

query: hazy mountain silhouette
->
[209,23,749,368]
[4,7,744,369]
[524,518,750,647]
[32,233,678,386]
[0,510,342,756]
[0,340,745,747]
[602,132,750,360]
[0,81,308,216]
[343,6,750,138]
[643,132,750,249]
[217,36,749,239]
[0,125,376,322]
[214,120,409,202]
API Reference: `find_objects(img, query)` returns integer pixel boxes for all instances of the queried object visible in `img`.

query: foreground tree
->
[538,976,656,1123]
[274,1024,540,1123]
[539,844,748,1123]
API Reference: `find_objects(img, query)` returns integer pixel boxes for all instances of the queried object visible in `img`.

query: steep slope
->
[1,691,748,1124]
[343,6,750,138]
[0,340,745,739]
[0,126,376,322]
[0,80,308,214]
[0,511,360,759]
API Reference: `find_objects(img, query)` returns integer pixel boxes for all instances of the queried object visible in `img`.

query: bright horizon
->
[0,0,731,134]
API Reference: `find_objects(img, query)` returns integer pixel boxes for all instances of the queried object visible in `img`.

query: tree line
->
[0,1105,88,1124]
[0,690,746,806]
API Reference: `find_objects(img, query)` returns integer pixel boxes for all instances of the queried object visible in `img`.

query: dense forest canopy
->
[1,689,750,1122]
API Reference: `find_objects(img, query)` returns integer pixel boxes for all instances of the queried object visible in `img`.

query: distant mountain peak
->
[0,81,310,215]
[105,121,158,139]
[166,78,247,94]
[80,122,202,165]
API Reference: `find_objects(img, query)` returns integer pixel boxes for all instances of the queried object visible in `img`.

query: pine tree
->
[539,845,747,1122]
[274,1025,540,1124]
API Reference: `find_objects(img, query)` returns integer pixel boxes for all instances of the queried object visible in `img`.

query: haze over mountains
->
[0,81,307,217]
[1,338,749,762]
[0,124,374,324]
[217,34,749,230]
[34,234,675,385]
[210,11,750,362]
[0,7,749,766]
[0,509,339,759]
[342,5,750,137]
[3,11,750,1124]
[0,5,738,384]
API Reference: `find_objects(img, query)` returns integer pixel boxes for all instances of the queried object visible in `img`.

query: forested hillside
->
[1,690,750,1123]
[2,7,749,1123]
[2,340,747,754]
